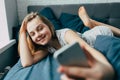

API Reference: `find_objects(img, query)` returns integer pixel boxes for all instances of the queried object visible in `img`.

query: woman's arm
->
[64,30,110,64]
[60,29,115,80]
[19,21,48,67]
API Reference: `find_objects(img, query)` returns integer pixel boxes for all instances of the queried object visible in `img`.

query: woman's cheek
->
[32,38,36,43]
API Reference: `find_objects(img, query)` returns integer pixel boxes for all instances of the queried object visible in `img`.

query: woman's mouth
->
[36,35,46,42]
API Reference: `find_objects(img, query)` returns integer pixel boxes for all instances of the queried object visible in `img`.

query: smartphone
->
[54,42,89,67]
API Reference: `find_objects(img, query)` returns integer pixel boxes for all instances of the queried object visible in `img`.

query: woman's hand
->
[58,46,114,80]
[19,18,27,34]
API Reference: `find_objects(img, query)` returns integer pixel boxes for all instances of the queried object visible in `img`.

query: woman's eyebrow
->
[36,23,42,28]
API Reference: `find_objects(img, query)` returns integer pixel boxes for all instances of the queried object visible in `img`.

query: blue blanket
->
[4,35,120,80]
[94,35,120,80]
[4,54,61,80]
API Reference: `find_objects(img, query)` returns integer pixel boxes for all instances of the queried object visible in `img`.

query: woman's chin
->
[41,43,47,46]
[36,39,49,46]
[39,41,48,46]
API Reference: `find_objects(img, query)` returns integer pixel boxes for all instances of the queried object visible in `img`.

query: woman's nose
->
[35,32,42,38]
[35,32,42,41]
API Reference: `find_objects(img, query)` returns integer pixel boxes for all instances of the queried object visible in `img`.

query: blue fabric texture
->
[59,12,87,33]
[94,35,120,80]
[59,12,109,33]
[39,7,62,30]
[4,54,61,80]
[92,17,108,24]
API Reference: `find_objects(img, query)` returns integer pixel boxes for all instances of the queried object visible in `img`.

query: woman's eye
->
[30,32,35,36]
[37,26,43,31]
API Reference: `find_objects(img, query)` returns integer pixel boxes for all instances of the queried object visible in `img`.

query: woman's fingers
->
[58,45,115,80]
[20,19,27,33]
[58,66,97,78]
[61,74,75,80]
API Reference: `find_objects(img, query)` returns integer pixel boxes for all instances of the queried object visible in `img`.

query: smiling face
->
[27,16,52,45]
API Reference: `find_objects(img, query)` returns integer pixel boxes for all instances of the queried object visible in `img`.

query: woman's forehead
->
[27,17,43,32]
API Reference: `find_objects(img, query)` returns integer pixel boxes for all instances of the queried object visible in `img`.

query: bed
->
[3,2,120,80]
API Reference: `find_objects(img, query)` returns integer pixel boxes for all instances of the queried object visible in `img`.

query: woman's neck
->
[48,38,61,50]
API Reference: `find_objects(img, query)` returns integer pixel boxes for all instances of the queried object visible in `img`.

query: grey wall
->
[5,0,19,39]
[0,0,18,72]
[17,0,120,24]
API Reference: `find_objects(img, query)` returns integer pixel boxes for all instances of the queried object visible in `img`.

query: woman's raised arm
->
[59,29,115,80]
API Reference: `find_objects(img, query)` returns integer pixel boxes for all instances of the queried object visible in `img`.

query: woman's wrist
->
[19,31,27,38]
[19,29,26,35]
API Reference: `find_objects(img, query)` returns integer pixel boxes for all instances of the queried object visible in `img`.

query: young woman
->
[8,6,119,80]
[19,7,114,80]
[19,11,113,67]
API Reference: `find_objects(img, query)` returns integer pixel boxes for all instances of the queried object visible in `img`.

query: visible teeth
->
[36,35,45,41]
[37,38,40,40]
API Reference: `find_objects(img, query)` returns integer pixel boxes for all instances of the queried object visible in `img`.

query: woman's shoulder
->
[55,28,71,46]
[56,28,71,32]
[55,28,72,37]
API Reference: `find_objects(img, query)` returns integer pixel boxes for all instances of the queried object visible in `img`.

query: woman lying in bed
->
[4,6,120,80]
